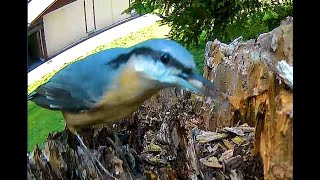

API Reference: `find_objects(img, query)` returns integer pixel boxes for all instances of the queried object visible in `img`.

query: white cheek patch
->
[130,54,144,72]
[133,55,167,78]
[188,79,203,89]
[170,68,182,75]
[131,54,186,85]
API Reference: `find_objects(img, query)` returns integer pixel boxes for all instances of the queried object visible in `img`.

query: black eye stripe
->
[105,47,193,71]
[182,68,193,74]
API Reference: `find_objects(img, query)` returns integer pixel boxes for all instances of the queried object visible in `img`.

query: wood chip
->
[237,126,255,133]
[232,136,245,145]
[223,127,245,136]
[200,156,222,168]
[196,131,228,143]
[219,149,234,162]
[239,123,249,127]
[207,144,219,153]
[217,143,228,152]
[224,155,242,170]
[222,139,234,149]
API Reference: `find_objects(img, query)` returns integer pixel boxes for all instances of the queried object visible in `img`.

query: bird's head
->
[117,38,221,98]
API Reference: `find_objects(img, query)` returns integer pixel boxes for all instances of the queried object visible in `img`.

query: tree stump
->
[202,16,293,180]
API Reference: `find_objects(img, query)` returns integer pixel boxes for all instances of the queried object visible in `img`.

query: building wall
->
[94,0,113,30]
[111,0,130,22]
[43,0,87,57]
[43,0,130,57]
[94,0,130,31]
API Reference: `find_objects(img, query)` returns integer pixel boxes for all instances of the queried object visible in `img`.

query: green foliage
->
[262,1,293,30]
[187,32,207,72]
[222,0,293,42]
[126,0,293,45]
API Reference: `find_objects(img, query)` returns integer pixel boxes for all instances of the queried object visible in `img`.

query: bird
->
[28,38,226,178]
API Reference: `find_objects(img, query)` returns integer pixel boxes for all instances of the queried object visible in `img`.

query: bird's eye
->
[160,53,170,64]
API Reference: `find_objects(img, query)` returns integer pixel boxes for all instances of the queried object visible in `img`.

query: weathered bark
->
[27,17,292,180]
[202,16,293,179]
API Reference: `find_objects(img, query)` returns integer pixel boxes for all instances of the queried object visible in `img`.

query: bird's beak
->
[177,71,225,99]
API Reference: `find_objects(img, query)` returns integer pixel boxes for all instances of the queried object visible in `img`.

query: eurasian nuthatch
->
[29,38,220,132]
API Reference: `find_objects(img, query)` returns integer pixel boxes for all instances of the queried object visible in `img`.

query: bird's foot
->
[75,133,117,180]
[107,132,133,179]
[106,131,143,179]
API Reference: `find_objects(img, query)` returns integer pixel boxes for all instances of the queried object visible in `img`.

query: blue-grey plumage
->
[29,38,223,131]
[136,38,196,69]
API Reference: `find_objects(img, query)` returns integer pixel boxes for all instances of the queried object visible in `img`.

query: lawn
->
[28,101,65,151]
[28,22,206,152]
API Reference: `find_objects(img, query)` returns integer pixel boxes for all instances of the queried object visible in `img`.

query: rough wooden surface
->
[202,16,293,179]
[28,17,293,180]
[27,88,263,180]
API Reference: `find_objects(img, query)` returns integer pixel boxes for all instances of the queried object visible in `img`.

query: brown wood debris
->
[189,124,263,180]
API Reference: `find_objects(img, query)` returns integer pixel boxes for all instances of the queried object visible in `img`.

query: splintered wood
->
[28,90,263,180]
[203,17,293,179]
[188,123,263,180]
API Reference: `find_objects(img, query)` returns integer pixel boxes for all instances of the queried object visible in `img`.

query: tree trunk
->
[202,16,293,179]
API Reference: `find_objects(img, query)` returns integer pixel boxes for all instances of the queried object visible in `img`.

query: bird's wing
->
[29,47,129,112]
[28,81,97,112]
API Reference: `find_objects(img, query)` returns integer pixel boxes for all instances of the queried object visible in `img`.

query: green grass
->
[28,101,65,151]
[27,22,208,152]
[28,22,172,152]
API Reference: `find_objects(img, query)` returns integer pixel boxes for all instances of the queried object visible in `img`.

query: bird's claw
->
[75,133,117,180]
[106,131,141,180]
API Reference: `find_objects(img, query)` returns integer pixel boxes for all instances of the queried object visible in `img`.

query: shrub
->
[125,0,293,45]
